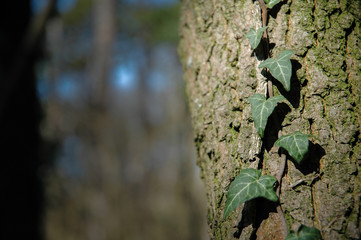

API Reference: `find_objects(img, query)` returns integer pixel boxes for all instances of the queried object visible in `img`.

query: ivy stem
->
[258,0,273,98]
[276,152,288,236]
[259,0,268,38]
[276,152,286,193]
[259,0,288,237]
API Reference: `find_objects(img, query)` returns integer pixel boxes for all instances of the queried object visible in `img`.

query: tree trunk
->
[178,0,361,239]
[0,1,52,239]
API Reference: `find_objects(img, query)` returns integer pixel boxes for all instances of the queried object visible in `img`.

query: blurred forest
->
[1,0,207,239]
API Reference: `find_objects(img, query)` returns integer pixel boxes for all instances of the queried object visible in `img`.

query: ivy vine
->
[223,1,321,239]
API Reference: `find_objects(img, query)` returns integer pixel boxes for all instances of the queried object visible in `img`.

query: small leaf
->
[264,0,282,9]
[224,168,278,218]
[244,27,268,49]
[259,50,293,91]
[286,225,321,240]
[247,94,285,138]
[275,131,309,164]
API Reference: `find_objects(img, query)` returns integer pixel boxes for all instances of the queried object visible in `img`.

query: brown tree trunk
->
[89,0,116,107]
[178,0,361,239]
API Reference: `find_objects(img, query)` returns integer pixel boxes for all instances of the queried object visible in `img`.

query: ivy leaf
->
[264,0,282,9]
[224,168,278,218]
[275,131,309,164]
[247,94,285,138]
[259,50,293,91]
[244,27,268,49]
[286,225,321,240]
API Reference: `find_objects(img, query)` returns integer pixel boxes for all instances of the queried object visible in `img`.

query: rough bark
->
[178,0,361,239]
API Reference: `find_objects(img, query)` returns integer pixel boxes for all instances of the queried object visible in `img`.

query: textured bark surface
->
[178,0,361,239]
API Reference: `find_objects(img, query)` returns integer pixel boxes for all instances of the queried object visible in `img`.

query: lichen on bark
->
[179,0,361,239]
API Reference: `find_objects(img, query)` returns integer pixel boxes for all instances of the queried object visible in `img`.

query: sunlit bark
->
[179,0,361,239]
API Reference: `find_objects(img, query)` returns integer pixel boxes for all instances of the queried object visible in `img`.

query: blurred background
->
[0,0,207,239]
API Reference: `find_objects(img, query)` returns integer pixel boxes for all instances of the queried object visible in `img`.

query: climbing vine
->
[223,1,322,239]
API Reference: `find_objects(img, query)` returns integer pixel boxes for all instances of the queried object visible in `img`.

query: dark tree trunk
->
[0,1,51,239]
[179,0,361,239]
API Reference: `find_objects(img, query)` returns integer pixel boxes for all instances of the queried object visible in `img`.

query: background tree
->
[39,0,208,239]
[179,0,361,239]
[1,0,208,239]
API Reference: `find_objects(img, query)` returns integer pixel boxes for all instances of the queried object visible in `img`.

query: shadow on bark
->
[234,197,280,240]
[233,199,257,239]
[268,0,289,19]
[252,42,275,61]
[292,142,325,175]
[250,0,287,19]
[264,102,292,151]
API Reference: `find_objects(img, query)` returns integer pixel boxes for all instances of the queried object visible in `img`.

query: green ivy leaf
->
[259,50,293,91]
[286,225,321,240]
[224,168,278,218]
[275,131,309,164]
[247,94,285,138]
[264,0,282,9]
[244,27,268,49]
